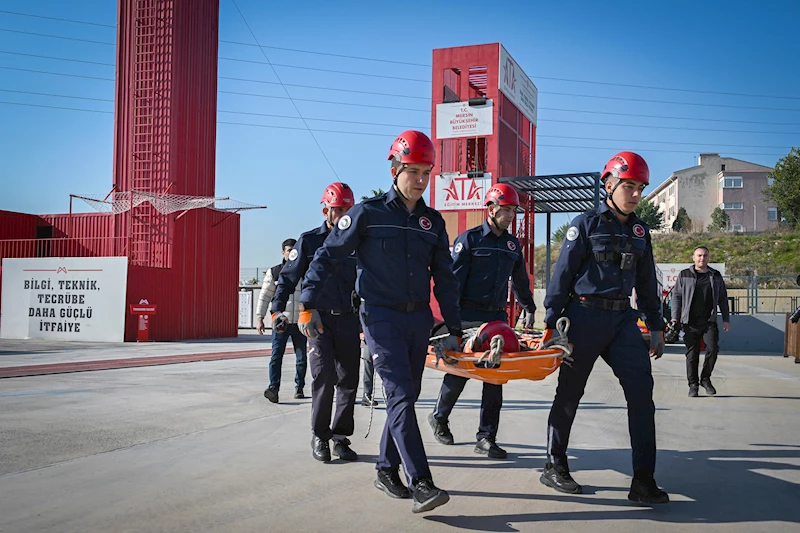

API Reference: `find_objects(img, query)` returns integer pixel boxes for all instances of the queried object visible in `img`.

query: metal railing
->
[0,237,129,260]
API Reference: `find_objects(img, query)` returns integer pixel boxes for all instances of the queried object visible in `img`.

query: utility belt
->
[376,301,430,313]
[317,308,357,316]
[460,300,504,313]
[572,294,631,312]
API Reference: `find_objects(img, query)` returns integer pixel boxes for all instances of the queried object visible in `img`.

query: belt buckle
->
[329,310,342,316]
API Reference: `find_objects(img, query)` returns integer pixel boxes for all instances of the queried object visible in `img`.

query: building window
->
[721,202,743,210]
[669,185,675,197]
[669,206,675,218]
[768,207,778,221]
[731,224,743,232]
[721,176,743,188]
[721,164,726,171]
[658,193,665,204]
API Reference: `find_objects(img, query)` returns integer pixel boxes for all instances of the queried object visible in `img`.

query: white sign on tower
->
[498,45,538,126]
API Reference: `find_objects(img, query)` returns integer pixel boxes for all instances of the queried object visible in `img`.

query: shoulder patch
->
[506,240,516,251]
[632,224,645,238]
[338,215,352,230]
[418,216,432,231]
[454,242,463,254]
[288,249,299,261]
[566,226,579,241]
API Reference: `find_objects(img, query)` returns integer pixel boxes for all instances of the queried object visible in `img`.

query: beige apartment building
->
[647,153,778,233]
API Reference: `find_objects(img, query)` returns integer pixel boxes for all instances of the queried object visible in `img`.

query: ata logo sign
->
[443,177,484,202]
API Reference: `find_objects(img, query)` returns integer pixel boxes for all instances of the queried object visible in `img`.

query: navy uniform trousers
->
[432,308,506,441]
[361,304,434,483]
[547,300,657,474]
[307,312,361,442]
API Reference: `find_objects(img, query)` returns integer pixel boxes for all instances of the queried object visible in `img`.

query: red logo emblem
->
[633,224,645,238]
[419,217,432,230]
[507,241,516,251]
[56,267,68,274]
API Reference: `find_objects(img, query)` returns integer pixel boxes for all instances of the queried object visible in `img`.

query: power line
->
[0,49,116,66]
[218,109,425,129]
[218,90,429,112]
[0,66,115,81]
[0,9,115,28]
[0,100,112,114]
[2,100,792,155]
[0,88,114,102]
[0,28,115,46]
[542,118,800,136]
[228,0,339,179]
[219,40,429,67]
[539,90,800,113]
[4,48,799,127]
[218,74,429,100]
[2,13,798,102]
[539,134,790,150]
[541,107,800,127]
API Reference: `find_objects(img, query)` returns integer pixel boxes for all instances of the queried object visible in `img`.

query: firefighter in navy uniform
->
[271,183,361,464]
[540,151,669,505]
[428,183,536,459]
[299,130,461,514]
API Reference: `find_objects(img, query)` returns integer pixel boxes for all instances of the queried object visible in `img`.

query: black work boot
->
[628,474,669,504]
[411,478,450,513]
[294,387,305,399]
[311,436,331,462]
[374,468,411,499]
[264,386,279,403]
[332,439,358,461]
[700,379,717,395]
[474,437,508,459]
[540,462,582,494]
[688,384,699,397]
[428,412,454,445]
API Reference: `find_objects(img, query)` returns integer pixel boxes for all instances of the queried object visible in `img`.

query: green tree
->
[551,222,570,246]
[360,188,385,201]
[708,206,731,232]
[633,198,665,231]
[671,207,693,233]
[763,146,800,228]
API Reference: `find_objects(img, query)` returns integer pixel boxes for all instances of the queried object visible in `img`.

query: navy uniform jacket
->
[300,188,461,332]
[453,221,536,314]
[543,202,662,331]
[271,222,356,313]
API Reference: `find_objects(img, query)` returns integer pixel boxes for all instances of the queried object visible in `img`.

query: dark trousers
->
[547,301,657,475]
[268,323,308,390]
[361,342,376,399]
[361,304,434,483]
[433,308,506,441]
[307,313,361,442]
[683,321,719,386]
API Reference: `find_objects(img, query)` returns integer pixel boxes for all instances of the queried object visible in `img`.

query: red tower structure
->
[0,0,244,341]
[430,43,538,318]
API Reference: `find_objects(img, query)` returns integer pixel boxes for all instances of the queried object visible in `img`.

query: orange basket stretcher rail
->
[426,318,573,385]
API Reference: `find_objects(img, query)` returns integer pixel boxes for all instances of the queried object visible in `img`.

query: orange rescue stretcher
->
[425,319,572,385]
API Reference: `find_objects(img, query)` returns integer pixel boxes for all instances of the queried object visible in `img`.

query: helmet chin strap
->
[609,179,633,217]
[392,164,412,203]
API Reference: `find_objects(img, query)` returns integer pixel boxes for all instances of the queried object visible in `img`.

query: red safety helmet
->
[320,182,355,208]
[387,130,436,167]
[601,151,650,185]
[467,321,520,353]
[485,183,520,207]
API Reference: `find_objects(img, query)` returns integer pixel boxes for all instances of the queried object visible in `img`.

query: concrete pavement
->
[0,339,799,532]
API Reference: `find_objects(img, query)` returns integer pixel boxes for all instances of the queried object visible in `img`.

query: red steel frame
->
[430,44,537,324]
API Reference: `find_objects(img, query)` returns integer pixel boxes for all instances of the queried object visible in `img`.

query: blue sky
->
[1,0,799,274]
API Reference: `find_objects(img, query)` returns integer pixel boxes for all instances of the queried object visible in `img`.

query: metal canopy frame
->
[500,172,605,288]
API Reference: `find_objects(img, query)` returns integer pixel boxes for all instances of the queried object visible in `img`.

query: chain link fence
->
[239,268,269,286]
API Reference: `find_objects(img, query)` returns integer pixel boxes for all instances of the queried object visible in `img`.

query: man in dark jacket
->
[670,246,730,397]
